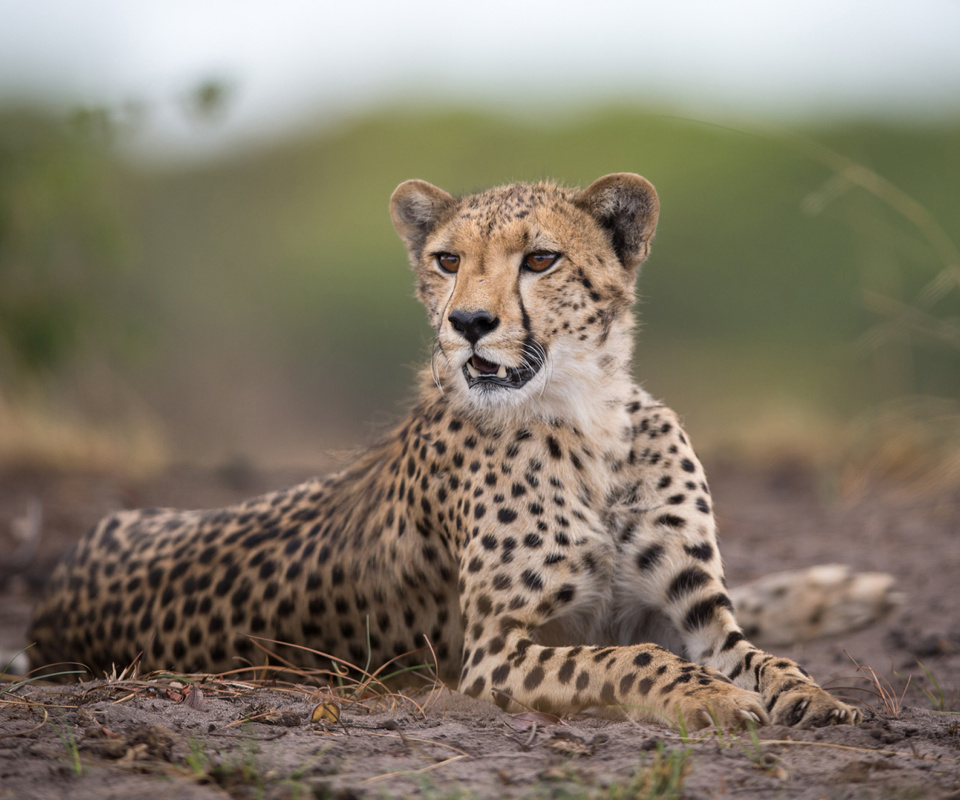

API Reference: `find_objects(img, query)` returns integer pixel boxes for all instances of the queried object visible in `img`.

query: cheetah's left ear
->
[390,180,456,265]
[575,173,659,270]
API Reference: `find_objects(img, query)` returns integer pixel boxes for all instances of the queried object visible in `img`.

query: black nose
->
[448,309,500,345]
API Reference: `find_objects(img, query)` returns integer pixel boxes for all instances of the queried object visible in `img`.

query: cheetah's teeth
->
[496,364,507,379]
[466,361,480,379]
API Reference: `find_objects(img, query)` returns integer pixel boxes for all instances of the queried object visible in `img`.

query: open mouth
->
[463,354,540,390]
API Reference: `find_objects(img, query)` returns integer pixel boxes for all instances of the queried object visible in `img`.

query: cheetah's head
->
[390,174,659,421]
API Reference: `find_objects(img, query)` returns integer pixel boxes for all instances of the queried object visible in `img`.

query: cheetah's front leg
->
[616,406,862,728]
[455,520,768,729]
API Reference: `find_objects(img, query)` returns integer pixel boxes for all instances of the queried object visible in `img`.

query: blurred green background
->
[3,106,958,472]
[1,4,959,481]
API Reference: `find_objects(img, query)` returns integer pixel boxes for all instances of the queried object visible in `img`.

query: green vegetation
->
[56,712,84,776]
[2,105,958,462]
[599,745,691,800]
[0,108,136,376]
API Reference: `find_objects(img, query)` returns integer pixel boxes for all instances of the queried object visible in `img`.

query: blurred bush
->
[0,108,137,378]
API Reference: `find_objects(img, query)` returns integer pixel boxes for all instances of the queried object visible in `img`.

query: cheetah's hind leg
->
[730,565,901,648]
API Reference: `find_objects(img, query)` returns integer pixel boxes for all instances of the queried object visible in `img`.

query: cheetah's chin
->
[463,354,539,390]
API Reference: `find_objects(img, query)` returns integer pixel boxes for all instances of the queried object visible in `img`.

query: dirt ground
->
[2,461,959,800]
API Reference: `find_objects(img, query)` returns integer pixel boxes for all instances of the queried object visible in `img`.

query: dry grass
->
[0,386,166,475]
[838,396,960,497]
[844,654,911,717]
[797,137,960,495]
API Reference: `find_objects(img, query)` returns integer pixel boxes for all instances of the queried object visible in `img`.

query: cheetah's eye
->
[435,253,460,274]
[523,252,561,273]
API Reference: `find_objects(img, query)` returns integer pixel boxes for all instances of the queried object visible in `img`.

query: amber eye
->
[523,252,561,272]
[435,253,460,274]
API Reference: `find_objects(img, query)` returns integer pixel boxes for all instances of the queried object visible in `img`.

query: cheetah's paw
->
[769,684,862,728]
[673,682,770,731]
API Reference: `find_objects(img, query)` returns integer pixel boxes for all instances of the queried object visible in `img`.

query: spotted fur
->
[30,174,863,729]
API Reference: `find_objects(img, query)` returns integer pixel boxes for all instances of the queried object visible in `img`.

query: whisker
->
[521,340,550,399]
[430,343,445,394]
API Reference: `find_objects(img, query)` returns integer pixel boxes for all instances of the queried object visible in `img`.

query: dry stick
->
[861,291,960,349]
[0,705,48,739]
[411,635,446,716]
[244,635,435,717]
[674,116,960,360]
[791,135,960,274]
[359,755,470,785]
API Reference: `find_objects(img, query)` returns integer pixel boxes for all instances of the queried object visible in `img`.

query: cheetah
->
[30,173,892,729]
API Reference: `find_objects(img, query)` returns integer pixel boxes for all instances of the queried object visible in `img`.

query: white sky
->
[2,0,959,160]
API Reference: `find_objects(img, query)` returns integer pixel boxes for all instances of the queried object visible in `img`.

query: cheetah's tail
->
[730,564,902,647]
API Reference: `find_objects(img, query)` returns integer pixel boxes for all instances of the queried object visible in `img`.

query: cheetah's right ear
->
[575,173,660,270]
[390,180,455,265]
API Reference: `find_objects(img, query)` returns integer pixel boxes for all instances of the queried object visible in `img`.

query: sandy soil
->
[2,462,959,800]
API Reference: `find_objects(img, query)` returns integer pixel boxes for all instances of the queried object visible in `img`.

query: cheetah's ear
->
[390,180,456,265]
[575,173,659,270]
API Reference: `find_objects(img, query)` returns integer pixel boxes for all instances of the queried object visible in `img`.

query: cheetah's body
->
[31,174,869,728]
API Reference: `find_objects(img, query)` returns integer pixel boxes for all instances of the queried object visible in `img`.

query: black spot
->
[476,594,493,615]
[575,671,590,691]
[667,494,685,505]
[492,573,512,590]
[683,542,714,561]
[681,458,696,473]
[546,437,562,459]
[600,681,616,704]
[524,666,546,690]
[636,543,665,570]
[491,664,511,684]
[554,584,575,604]
[497,508,518,524]
[162,610,177,633]
[214,564,240,597]
[147,567,164,589]
[521,570,544,591]
[633,651,652,667]
[655,514,685,529]
[684,594,733,632]
[696,497,711,514]
[668,567,711,600]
